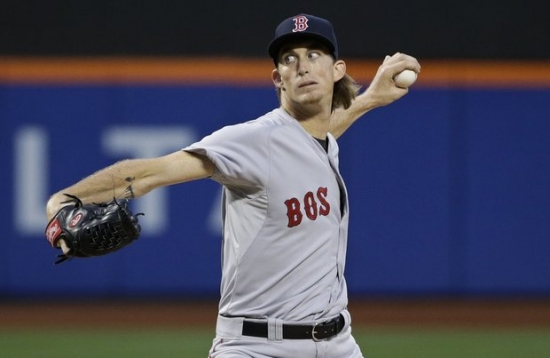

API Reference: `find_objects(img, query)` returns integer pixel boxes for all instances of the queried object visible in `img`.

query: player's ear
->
[272,69,285,90]
[333,60,346,82]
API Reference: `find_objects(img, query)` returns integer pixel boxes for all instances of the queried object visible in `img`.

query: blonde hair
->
[332,73,361,111]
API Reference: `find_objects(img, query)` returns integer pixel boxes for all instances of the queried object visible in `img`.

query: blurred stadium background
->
[1,0,549,356]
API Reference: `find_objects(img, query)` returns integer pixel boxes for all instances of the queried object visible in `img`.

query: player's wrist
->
[354,89,381,113]
[45,193,66,221]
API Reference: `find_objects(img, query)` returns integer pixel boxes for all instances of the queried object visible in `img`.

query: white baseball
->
[394,69,417,88]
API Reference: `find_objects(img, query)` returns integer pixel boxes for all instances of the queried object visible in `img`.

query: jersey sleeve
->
[183,121,270,191]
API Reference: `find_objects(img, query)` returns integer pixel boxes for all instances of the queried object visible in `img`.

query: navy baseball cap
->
[268,14,338,62]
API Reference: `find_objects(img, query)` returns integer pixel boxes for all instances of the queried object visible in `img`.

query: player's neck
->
[281,104,331,139]
[299,117,330,140]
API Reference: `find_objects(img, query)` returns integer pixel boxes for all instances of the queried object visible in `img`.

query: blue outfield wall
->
[1,84,549,298]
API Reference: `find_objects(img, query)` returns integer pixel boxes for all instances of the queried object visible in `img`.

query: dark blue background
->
[2,84,549,298]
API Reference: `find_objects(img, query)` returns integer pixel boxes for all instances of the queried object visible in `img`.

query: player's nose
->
[297,61,310,76]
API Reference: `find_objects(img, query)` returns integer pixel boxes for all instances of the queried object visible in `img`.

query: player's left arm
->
[46,150,214,221]
[329,52,421,139]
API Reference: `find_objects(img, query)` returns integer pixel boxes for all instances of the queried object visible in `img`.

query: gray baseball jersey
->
[184,108,350,323]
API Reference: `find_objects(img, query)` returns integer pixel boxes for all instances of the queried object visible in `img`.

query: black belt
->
[242,314,345,341]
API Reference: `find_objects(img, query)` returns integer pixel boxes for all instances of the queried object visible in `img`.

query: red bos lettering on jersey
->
[284,187,330,227]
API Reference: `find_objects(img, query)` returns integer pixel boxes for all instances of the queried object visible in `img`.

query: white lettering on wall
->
[15,127,49,234]
[208,188,223,235]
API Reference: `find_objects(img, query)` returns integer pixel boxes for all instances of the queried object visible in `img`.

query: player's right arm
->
[329,52,421,139]
[46,150,214,221]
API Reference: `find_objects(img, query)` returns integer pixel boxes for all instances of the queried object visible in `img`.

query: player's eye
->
[308,51,321,60]
[282,54,297,65]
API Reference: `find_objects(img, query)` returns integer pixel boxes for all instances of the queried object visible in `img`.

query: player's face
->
[272,41,344,112]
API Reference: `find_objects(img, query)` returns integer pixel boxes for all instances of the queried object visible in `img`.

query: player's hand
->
[364,52,421,107]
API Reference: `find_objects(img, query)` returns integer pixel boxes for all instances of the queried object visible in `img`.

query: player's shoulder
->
[203,108,297,146]
[243,108,298,134]
[245,108,289,125]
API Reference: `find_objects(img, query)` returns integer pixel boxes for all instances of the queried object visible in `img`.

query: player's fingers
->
[384,53,421,77]
[398,54,421,73]
[57,239,70,254]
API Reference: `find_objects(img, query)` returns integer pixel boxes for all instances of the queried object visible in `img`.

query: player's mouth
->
[298,81,317,89]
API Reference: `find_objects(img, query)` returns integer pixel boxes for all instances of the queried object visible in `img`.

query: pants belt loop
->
[275,318,284,341]
[267,317,283,342]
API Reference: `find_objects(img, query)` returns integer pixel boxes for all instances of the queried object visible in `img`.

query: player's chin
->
[296,91,324,105]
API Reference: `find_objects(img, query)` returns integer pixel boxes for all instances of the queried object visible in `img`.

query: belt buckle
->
[311,322,330,342]
[311,322,324,342]
[311,316,341,341]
